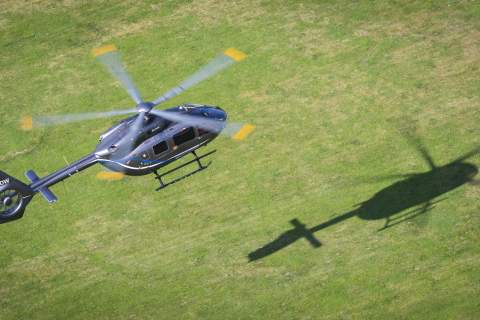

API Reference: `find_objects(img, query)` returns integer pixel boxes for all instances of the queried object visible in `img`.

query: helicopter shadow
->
[248,134,480,262]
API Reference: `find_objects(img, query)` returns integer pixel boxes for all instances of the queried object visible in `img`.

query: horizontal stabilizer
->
[25,170,58,203]
[25,170,39,183]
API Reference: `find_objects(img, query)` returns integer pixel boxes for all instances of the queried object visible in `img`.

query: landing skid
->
[377,198,444,231]
[153,150,216,190]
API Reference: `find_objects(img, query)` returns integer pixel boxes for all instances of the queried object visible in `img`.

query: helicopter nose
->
[208,106,227,121]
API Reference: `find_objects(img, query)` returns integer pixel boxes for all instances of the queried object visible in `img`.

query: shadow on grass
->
[248,140,480,262]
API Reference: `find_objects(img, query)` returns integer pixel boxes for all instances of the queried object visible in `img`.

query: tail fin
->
[0,171,34,224]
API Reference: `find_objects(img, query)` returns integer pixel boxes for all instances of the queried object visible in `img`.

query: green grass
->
[1,0,480,319]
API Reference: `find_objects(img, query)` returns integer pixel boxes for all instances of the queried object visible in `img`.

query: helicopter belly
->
[98,160,147,176]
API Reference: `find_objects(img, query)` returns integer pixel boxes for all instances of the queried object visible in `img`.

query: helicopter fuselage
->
[95,104,226,176]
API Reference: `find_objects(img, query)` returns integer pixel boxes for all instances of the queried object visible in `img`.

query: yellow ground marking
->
[233,124,255,141]
[91,44,117,57]
[224,48,247,62]
[96,171,125,181]
[20,116,33,131]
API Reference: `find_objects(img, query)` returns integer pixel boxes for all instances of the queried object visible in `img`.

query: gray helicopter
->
[0,45,250,223]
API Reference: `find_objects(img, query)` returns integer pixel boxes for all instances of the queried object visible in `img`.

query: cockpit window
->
[173,127,195,145]
[197,128,211,136]
[153,141,168,155]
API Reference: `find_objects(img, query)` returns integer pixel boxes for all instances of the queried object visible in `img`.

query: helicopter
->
[0,45,251,224]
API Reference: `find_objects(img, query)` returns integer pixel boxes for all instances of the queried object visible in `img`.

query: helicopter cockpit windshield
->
[127,114,171,149]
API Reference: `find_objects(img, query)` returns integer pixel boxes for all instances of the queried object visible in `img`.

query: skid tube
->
[153,149,216,190]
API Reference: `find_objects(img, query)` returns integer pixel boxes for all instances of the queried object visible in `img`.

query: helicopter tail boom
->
[29,153,98,192]
[1,153,98,224]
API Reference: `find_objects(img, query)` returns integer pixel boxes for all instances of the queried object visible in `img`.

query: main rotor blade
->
[108,112,146,160]
[21,109,137,130]
[152,48,247,106]
[92,45,143,105]
[150,109,225,132]
[149,109,254,140]
[124,111,145,153]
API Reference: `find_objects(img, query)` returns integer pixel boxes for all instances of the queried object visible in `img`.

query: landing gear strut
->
[153,149,217,190]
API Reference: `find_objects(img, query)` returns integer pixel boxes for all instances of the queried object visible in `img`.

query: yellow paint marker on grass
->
[96,171,125,181]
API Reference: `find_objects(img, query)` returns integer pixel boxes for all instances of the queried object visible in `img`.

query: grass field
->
[1,0,480,319]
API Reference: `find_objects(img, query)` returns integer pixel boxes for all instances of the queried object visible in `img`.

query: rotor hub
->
[136,101,155,113]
